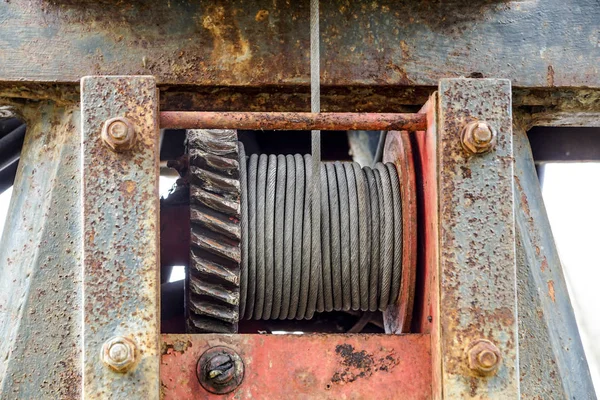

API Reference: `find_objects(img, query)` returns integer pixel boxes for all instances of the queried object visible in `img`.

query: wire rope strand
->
[279,155,296,319]
[272,154,286,319]
[353,162,371,311]
[245,154,259,319]
[386,163,403,305]
[364,166,380,312]
[344,162,361,311]
[262,155,277,319]
[320,163,334,312]
[289,154,305,319]
[326,162,343,311]
[334,161,352,310]
[254,154,268,320]
[375,164,394,309]
[297,154,313,319]
[238,142,248,319]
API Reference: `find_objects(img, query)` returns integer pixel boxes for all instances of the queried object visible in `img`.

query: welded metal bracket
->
[81,76,160,398]
[437,79,518,398]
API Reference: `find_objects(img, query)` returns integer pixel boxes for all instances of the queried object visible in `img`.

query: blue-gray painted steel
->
[0,104,82,399]
[514,127,596,399]
[81,76,160,399]
[437,79,518,398]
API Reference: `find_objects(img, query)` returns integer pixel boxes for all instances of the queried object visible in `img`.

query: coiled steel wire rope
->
[239,151,403,320]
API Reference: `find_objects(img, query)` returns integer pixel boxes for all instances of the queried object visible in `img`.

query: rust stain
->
[548,280,556,302]
[121,180,136,195]
[160,111,427,131]
[540,258,548,272]
[162,338,193,355]
[330,344,398,384]
[201,5,252,65]
[255,9,269,22]
[547,65,555,87]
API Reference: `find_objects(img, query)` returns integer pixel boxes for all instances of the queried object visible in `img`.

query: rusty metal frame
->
[161,333,432,399]
[81,76,160,398]
[160,111,426,131]
[1,71,596,398]
[436,79,518,397]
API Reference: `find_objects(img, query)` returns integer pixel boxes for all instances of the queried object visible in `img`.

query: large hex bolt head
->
[101,336,137,373]
[466,339,502,376]
[461,121,496,155]
[101,117,136,152]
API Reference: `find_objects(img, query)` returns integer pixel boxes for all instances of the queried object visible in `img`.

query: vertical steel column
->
[437,79,518,398]
[81,76,160,398]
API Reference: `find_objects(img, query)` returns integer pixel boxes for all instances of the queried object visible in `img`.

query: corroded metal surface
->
[411,95,442,399]
[161,111,427,131]
[513,127,595,398]
[0,103,81,399]
[161,333,432,399]
[382,131,417,334]
[437,79,518,398]
[81,76,160,398]
[1,1,599,88]
[187,129,241,333]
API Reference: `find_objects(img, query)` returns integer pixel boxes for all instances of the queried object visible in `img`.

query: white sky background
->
[542,163,600,394]
[0,166,598,393]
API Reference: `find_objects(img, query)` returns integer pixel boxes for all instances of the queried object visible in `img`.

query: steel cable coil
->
[239,150,403,320]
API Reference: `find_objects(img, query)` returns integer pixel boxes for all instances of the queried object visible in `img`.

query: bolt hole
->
[325,383,332,390]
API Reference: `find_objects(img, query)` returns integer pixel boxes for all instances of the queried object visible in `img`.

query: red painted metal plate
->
[161,334,432,399]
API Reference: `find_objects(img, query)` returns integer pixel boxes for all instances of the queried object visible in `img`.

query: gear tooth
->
[187,129,241,333]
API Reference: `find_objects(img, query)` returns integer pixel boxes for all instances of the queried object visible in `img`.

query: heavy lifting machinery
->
[0,0,599,398]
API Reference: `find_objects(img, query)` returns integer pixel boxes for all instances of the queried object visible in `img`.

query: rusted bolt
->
[466,339,502,376]
[102,117,136,152]
[101,336,137,373]
[197,346,244,394]
[461,121,496,155]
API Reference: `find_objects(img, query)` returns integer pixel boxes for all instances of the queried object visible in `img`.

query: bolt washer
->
[197,346,244,394]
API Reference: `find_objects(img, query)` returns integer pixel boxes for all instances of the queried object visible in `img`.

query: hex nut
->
[101,336,137,373]
[101,117,136,152]
[461,121,496,155]
[466,339,502,376]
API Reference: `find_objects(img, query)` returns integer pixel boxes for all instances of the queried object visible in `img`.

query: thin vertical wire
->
[309,0,323,316]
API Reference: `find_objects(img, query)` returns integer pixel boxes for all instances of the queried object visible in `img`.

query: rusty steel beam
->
[161,333,432,399]
[0,1,598,88]
[437,79,518,398]
[81,76,160,398]
[160,111,426,131]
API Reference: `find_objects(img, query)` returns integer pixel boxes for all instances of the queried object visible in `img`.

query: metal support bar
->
[513,126,596,398]
[437,79,518,398]
[161,334,432,399]
[0,103,81,399]
[81,76,160,398]
[160,111,427,131]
